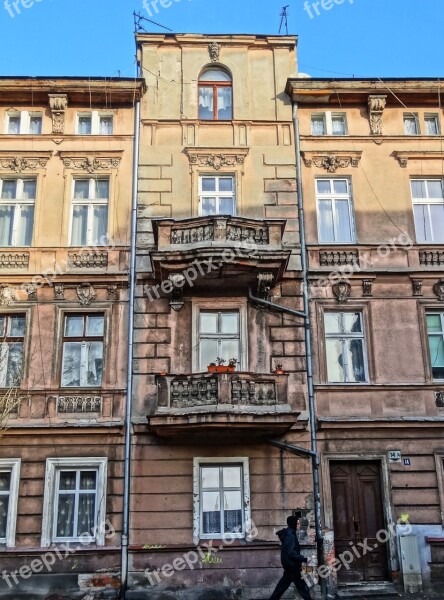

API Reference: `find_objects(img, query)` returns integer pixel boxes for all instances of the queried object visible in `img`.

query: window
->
[0,315,25,388]
[425,114,440,136]
[404,113,420,135]
[0,459,21,547]
[198,68,233,121]
[311,112,347,136]
[76,112,114,135]
[193,457,251,542]
[199,310,240,371]
[61,314,104,388]
[411,179,444,243]
[199,175,235,216]
[324,312,368,383]
[6,111,42,135]
[0,178,36,247]
[426,313,444,380]
[70,178,109,246]
[316,179,355,243]
[41,457,107,546]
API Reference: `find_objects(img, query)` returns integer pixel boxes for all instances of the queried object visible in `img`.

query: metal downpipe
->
[292,101,326,599]
[120,91,141,598]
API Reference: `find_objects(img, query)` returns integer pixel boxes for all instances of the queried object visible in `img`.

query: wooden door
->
[330,461,389,582]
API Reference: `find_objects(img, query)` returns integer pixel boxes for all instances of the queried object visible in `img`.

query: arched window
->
[198,68,233,121]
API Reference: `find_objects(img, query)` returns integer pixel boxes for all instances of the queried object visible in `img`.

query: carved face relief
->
[434,278,444,301]
[332,280,351,303]
[77,283,96,306]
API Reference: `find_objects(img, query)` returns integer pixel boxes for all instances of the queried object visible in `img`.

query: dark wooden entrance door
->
[330,461,389,582]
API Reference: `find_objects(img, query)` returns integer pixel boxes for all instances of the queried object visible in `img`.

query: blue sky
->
[0,0,442,78]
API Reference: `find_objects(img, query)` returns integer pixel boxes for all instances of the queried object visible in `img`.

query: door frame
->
[321,453,398,577]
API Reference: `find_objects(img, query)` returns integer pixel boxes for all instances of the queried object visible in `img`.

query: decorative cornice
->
[62,155,121,173]
[185,148,249,171]
[301,151,362,173]
[0,153,51,172]
[395,151,444,167]
[48,93,68,134]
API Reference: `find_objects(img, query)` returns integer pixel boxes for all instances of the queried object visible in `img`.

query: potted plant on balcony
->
[208,358,237,373]
[273,363,285,375]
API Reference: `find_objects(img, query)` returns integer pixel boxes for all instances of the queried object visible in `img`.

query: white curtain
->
[0,206,13,246]
[71,206,88,246]
[199,88,213,111]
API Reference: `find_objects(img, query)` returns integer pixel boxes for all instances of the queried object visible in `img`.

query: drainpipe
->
[120,84,141,598]
[292,100,326,599]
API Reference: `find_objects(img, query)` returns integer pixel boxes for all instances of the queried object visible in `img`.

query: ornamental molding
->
[395,151,444,168]
[301,151,362,173]
[61,154,121,173]
[368,95,387,136]
[57,395,102,414]
[77,283,96,305]
[54,284,65,300]
[362,279,373,297]
[48,93,68,134]
[208,41,221,62]
[436,392,444,408]
[412,279,423,297]
[0,284,14,306]
[332,279,351,303]
[68,252,108,269]
[0,153,51,172]
[0,253,29,269]
[186,147,249,172]
[433,278,444,302]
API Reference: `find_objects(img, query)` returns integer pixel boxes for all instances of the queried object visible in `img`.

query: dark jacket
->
[277,527,307,571]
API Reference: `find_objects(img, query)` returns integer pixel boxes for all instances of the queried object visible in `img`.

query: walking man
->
[269,515,312,600]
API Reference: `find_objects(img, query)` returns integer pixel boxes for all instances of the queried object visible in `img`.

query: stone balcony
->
[151,216,290,283]
[148,372,298,438]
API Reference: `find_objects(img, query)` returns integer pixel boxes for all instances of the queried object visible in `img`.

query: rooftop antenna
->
[279,5,289,35]
[133,10,172,33]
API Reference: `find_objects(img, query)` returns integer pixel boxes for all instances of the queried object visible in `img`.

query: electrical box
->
[400,535,422,593]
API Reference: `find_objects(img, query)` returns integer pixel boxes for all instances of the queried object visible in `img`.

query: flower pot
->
[274,369,285,375]
[208,365,235,373]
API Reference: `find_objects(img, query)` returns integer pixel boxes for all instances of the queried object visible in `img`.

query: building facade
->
[286,78,444,595]
[0,77,144,599]
[127,34,318,599]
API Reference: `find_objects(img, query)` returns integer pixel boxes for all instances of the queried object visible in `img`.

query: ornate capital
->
[208,42,221,62]
[62,155,121,173]
[332,279,351,303]
[368,95,387,136]
[77,283,96,306]
[49,93,68,134]
[302,151,362,173]
[0,155,50,172]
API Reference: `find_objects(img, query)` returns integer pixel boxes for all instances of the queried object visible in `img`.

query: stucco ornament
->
[436,392,444,408]
[362,279,373,297]
[49,94,68,134]
[26,284,38,301]
[433,278,444,301]
[208,42,221,62]
[332,279,351,303]
[412,280,423,297]
[368,95,387,136]
[0,156,49,172]
[77,283,96,306]
[63,156,120,173]
[0,284,14,306]
[54,285,65,300]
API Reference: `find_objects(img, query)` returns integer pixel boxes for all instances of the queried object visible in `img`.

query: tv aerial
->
[279,5,290,35]
[133,10,172,33]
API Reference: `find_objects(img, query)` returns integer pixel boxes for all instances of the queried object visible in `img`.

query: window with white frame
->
[70,178,109,246]
[61,314,104,388]
[76,112,114,135]
[311,112,347,136]
[0,178,36,247]
[426,313,444,380]
[0,459,21,547]
[324,312,368,383]
[411,179,444,243]
[41,457,107,546]
[316,178,355,243]
[0,314,25,388]
[198,310,240,371]
[404,113,420,135]
[425,114,440,136]
[199,175,235,216]
[6,111,42,135]
[193,458,251,541]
